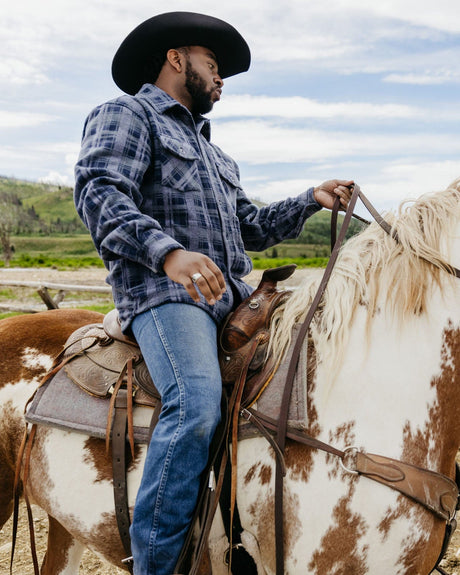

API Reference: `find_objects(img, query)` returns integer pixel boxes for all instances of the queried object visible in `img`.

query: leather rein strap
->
[274,183,362,574]
[271,184,460,575]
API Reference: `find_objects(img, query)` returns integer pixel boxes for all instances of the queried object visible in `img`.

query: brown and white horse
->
[0,179,459,575]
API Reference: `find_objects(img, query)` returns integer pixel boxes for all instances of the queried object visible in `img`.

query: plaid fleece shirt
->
[74,84,322,331]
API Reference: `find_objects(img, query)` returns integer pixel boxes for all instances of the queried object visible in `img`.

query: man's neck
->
[154,78,193,112]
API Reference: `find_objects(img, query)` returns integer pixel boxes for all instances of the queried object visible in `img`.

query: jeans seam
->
[148,307,186,573]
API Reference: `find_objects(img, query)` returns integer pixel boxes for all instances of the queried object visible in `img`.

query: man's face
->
[182,46,223,115]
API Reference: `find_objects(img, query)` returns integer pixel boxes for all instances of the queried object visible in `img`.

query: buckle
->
[340,446,360,475]
[224,544,245,566]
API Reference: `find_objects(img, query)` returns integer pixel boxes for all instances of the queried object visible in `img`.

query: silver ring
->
[191,272,203,283]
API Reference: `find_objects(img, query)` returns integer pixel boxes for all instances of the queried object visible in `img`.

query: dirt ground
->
[0,267,459,574]
[1,502,459,574]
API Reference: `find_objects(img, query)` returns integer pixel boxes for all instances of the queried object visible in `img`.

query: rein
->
[264,184,460,575]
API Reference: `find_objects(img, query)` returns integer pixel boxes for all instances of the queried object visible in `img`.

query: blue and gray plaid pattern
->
[74,84,321,331]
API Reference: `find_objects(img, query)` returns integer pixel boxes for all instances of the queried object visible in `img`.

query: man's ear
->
[165,49,183,73]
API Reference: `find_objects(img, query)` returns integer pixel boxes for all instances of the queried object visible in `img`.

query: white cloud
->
[0,111,57,128]
[248,178,315,204]
[0,59,48,86]
[338,0,460,33]
[213,95,422,121]
[364,160,460,206]
[212,120,460,165]
[1,0,459,91]
[244,160,460,211]
[0,0,128,90]
[38,171,73,186]
[0,141,78,182]
[383,72,460,85]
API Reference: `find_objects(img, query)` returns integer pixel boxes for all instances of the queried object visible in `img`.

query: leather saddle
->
[219,264,295,406]
[62,311,159,406]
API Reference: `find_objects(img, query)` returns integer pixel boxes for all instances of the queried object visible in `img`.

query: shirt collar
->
[137,83,211,141]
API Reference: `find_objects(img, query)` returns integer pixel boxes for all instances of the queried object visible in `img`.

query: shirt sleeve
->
[236,186,323,252]
[74,100,184,273]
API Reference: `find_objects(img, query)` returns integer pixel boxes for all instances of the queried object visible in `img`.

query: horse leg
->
[41,515,84,575]
[0,417,18,529]
[0,461,14,528]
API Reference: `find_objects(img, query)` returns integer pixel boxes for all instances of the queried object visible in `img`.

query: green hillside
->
[0,176,64,199]
[22,187,79,222]
[0,176,86,234]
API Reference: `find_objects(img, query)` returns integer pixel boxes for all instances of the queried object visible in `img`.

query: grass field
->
[0,277,115,320]
[2,235,103,268]
[1,235,331,269]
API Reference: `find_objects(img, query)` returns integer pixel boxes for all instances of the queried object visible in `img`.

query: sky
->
[1,0,460,213]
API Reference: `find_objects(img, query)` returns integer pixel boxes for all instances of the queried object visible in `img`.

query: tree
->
[0,192,21,266]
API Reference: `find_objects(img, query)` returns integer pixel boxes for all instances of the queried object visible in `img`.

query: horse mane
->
[269,178,460,371]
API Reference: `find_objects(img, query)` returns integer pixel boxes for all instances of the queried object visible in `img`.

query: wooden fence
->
[0,280,112,313]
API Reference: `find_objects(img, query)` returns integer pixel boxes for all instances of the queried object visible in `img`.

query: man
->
[74,12,352,575]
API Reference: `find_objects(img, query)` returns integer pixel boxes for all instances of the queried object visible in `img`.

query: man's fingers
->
[334,182,353,208]
[181,273,201,303]
[190,268,225,306]
[205,261,226,292]
[163,249,227,306]
[187,261,226,306]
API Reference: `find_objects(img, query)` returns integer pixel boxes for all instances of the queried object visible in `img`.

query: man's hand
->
[163,249,226,306]
[314,180,354,210]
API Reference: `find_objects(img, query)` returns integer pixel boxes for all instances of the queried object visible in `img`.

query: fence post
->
[37,287,62,309]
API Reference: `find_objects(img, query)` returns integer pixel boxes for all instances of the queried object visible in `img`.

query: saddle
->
[55,262,295,412]
[62,312,159,405]
[219,264,296,406]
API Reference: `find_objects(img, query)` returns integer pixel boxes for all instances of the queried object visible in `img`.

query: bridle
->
[254,183,460,575]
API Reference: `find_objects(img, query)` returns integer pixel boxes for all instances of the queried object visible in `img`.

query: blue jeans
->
[130,304,222,575]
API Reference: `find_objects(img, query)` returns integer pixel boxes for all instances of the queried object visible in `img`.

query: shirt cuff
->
[144,235,185,274]
[304,186,322,210]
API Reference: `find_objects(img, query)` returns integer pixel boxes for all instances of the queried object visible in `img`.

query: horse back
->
[0,309,104,385]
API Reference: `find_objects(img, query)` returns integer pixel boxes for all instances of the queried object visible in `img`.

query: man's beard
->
[185,59,216,115]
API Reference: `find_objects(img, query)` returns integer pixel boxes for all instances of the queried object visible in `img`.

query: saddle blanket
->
[26,368,155,444]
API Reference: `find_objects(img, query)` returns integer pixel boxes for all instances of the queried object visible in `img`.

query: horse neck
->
[313,276,460,476]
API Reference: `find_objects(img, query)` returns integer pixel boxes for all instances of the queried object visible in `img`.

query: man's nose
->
[214,75,224,88]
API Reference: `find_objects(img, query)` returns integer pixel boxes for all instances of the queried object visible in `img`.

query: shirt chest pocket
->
[158,134,201,192]
[215,157,242,207]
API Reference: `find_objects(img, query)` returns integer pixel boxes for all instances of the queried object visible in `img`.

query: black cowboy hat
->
[112,11,251,95]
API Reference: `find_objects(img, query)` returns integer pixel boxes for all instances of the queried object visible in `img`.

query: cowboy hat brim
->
[112,11,251,95]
